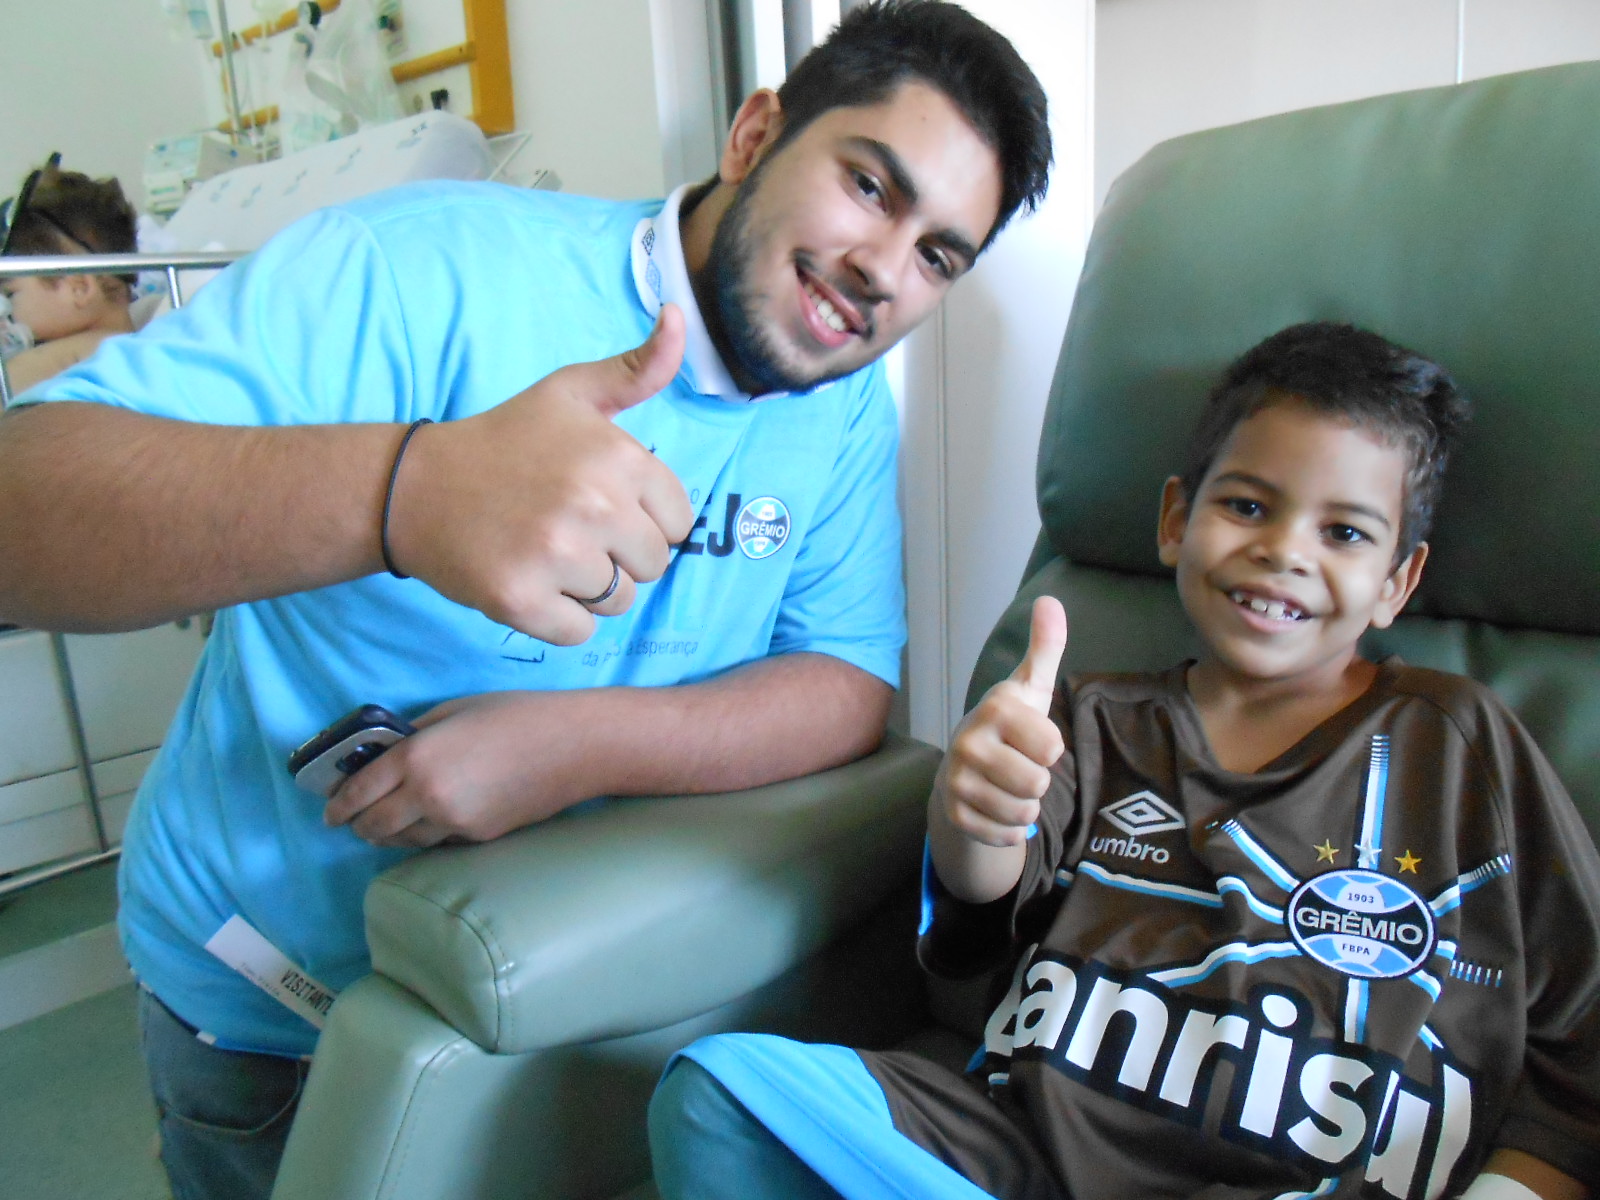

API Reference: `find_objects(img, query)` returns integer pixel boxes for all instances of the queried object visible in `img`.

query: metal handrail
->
[1,251,244,407]
[0,249,241,896]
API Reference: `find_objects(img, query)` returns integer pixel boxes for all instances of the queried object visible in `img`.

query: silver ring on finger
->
[575,560,621,607]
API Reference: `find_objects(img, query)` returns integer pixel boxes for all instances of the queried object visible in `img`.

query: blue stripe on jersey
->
[1078,860,1225,907]
[1218,820,1300,892]
[1148,940,1302,987]
[677,1034,997,1200]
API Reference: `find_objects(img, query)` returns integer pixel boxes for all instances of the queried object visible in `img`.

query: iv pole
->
[214,0,247,147]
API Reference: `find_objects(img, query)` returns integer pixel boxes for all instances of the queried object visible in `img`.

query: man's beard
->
[702,166,867,397]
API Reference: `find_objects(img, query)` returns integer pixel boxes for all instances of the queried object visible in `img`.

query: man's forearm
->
[325,650,896,846]
[577,651,894,798]
[0,402,397,631]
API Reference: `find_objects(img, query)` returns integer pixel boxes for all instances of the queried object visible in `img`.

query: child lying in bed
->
[648,322,1600,1200]
[1,159,137,396]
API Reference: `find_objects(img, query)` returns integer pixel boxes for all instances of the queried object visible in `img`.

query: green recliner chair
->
[270,59,1600,1200]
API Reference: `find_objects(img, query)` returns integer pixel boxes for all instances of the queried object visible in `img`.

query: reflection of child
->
[1,161,137,395]
[650,323,1600,1200]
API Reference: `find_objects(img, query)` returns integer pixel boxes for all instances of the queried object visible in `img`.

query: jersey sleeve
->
[1482,706,1600,1185]
[916,684,1080,980]
[21,205,417,427]
[766,366,906,688]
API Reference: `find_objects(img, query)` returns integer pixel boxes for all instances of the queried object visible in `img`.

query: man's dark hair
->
[773,0,1051,248]
[1179,322,1471,564]
[4,165,139,289]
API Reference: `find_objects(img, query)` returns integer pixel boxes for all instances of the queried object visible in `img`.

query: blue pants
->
[650,1057,841,1199]
[651,1036,1004,1200]
[137,988,310,1200]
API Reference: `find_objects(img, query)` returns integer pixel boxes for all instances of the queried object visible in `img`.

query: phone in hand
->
[288,704,417,797]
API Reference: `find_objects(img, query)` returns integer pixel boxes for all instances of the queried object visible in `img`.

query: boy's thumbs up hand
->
[937,596,1069,847]
[382,307,696,645]
[1010,593,1068,712]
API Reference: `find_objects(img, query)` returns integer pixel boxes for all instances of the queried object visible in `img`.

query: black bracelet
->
[381,418,434,579]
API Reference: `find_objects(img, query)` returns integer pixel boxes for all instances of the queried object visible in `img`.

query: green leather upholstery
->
[972,60,1600,841]
[271,737,939,1200]
[273,61,1599,1200]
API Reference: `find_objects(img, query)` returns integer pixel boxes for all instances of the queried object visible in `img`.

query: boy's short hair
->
[773,0,1051,249]
[1179,322,1471,563]
[4,164,138,291]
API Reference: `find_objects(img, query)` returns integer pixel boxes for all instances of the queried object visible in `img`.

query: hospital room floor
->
[0,864,170,1199]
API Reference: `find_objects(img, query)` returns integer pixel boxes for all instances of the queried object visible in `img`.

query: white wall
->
[898,1,1097,746]
[505,0,667,197]
[0,1,212,210]
[2,0,669,213]
[1096,0,1600,209]
[191,0,668,198]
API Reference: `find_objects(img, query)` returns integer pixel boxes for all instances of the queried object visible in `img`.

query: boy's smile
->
[1158,397,1427,697]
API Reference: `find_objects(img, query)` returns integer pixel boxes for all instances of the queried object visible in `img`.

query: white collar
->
[631,184,752,403]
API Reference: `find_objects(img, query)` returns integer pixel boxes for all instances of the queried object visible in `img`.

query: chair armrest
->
[363,732,940,1054]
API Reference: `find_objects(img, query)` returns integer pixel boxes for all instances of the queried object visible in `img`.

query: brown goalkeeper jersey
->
[873,660,1600,1200]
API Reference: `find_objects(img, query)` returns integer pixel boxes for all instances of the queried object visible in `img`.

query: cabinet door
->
[0,770,95,876]
[63,622,206,762]
[0,630,75,786]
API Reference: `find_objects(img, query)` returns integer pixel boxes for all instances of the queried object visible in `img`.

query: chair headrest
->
[1038,61,1600,639]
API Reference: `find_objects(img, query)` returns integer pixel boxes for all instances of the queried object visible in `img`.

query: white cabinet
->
[0,622,205,880]
[0,631,76,782]
[65,622,205,761]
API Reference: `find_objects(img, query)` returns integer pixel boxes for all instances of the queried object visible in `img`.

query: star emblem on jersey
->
[1314,839,1339,864]
[1100,790,1185,837]
[1394,849,1421,874]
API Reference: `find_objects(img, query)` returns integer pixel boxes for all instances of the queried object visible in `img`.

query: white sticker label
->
[204,915,338,1030]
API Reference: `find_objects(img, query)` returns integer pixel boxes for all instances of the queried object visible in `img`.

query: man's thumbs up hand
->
[382,307,696,645]
[938,596,1069,847]
[582,303,688,420]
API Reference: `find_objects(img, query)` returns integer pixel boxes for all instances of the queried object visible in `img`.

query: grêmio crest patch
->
[1286,869,1436,980]
[735,496,791,560]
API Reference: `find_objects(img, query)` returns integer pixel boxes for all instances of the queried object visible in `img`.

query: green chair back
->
[968,61,1600,840]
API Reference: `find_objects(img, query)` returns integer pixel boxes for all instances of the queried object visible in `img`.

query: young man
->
[0,161,139,394]
[651,324,1600,1200]
[0,4,1051,1197]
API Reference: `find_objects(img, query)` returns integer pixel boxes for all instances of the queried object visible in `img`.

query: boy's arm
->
[928,595,1068,904]
[1463,1149,1588,1200]
[2,329,107,394]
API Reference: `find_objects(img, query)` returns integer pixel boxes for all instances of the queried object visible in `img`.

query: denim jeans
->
[137,988,310,1200]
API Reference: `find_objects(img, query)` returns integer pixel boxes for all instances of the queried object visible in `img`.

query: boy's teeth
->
[1233,591,1301,620]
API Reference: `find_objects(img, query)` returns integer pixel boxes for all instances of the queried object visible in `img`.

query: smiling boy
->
[651,323,1600,1200]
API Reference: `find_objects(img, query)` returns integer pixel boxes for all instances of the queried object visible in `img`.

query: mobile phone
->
[288,704,417,797]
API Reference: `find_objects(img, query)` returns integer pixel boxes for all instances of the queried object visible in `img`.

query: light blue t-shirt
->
[36,182,906,1055]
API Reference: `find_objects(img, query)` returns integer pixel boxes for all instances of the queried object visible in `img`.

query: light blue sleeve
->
[27,206,417,427]
[769,368,906,688]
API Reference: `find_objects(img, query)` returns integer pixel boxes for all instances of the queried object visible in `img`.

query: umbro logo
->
[1100,790,1184,836]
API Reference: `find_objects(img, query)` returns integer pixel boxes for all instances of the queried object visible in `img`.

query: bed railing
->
[0,250,241,897]
[0,251,242,406]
